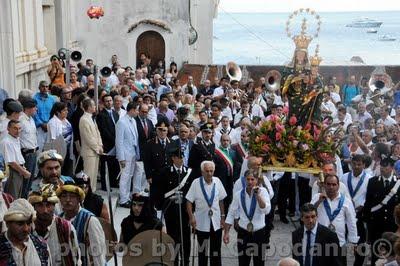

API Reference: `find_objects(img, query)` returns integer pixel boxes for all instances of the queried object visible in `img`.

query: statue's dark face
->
[295,50,306,64]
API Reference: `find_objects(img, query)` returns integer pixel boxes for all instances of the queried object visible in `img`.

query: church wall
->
[74,0,192,69]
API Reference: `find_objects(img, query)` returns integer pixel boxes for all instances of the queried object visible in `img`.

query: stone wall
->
[178,64,400,87]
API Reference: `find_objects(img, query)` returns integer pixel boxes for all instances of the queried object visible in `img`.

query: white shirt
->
[341,171,371,209]
[0,193,8,233]
[0,118,10,139]
[330,92,341,104]
[0,134,25,164]
[311,193,359,246]
[226,187,271,232]
[212,86,225,98]
[6,233,51,265]
[185,177,227,232]
[321,101,337,118]
[19,112,38,149]
[114,107,127,118]
[251,103,265,119]
[378,116,397,127]
[33,216,81,266]
[302,223,318,266]
[221,107,233,121]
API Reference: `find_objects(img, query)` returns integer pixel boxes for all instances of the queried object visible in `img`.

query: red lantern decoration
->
[87,6,104,19]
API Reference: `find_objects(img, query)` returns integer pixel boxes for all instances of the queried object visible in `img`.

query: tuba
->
[368,66,393,93]
[265,70,281,91]
[226,61,242,81]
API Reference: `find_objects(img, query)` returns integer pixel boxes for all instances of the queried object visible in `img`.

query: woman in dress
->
[47,102,74,176]
[70,72,82,90]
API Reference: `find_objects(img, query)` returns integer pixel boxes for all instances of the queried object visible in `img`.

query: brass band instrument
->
[265,70,281,91]
[226,61,242,81]
[368,67,393,93]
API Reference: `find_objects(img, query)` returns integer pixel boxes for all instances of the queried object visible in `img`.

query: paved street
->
[98,189,357,266]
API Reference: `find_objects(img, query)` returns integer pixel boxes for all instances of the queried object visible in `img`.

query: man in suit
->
[144,120,171,190]
[152,147,192,266]
[170,123,193,167]
[214,133,237,211]
[134,103,155,193]
[79,98,103,191]
[363,157,400,265]
[188,122,215,180]
[96,94,120,190]
[115,102,140,208]
[231,128,250,181]
[292,203,343,266]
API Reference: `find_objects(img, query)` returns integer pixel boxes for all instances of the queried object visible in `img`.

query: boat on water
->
[346,18,383,28]
[367,28,378,33]
[379,35,396,41]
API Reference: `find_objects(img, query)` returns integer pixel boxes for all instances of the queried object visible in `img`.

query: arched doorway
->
[136,31,165,71]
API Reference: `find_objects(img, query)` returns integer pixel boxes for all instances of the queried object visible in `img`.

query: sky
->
[218,0,400,13]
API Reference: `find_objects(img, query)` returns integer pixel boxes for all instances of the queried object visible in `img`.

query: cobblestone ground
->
[99,190,357,266]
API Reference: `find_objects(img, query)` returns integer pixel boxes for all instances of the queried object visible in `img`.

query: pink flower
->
[275,123,285,133]
[283,106,289,115]
[269,115,278,122]
[289,116,297,126]
[275,132,282,141]
[304,123,311,131]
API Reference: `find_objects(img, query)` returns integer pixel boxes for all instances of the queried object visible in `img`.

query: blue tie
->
[305,230,312,266]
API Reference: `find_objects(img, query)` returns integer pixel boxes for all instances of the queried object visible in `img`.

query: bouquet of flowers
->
[249,114,340,170]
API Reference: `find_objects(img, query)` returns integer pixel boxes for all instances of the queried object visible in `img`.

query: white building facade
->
[0,0,218,97]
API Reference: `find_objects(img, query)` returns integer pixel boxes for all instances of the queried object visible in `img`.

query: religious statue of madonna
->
[281,11,325,126]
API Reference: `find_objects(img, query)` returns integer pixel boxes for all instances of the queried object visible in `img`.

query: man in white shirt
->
[377,107,397,127]
[57,182,106,265]
[224,170,271,266]
[0,120,30,199]
[341,154,370,266]
[355,102,372,129]
[29,184,81,265]
[181,75,198,97]
[186,161,227,266]
[1,199,51,265]
[19,99,38,198]
[214,116,235,147]
[212,77,228,100]
[311,174,358,264]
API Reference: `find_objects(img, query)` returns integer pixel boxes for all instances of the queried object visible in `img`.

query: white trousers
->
[119,156,136,204]
[132,161,148,194]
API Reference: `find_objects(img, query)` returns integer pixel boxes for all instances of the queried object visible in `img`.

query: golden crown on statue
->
[286,8,322,50]
[310,44,322,66]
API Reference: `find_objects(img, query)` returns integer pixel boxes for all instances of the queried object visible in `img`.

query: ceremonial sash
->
[323,193,345,223]
[237,142,249,159]
[55,216,75,266]
[371,178,400,213]
[200,177,216,208]
[240,188,257,222]
[215,147,234,176]
[164,168,192,198]
[347,171,366,199]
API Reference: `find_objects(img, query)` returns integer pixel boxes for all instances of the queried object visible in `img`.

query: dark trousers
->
[61,149,73,177]
[278,172,295,217]
[196,227,222,266]
[21,151,37,198]
[266,180,279,226]
[165,205,191,266]
[354,212,366,266]
[237,227,266,266]
[100,155,120,190]
[297,176,312,208]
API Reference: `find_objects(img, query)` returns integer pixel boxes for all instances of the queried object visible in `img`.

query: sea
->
[212,11,400,65]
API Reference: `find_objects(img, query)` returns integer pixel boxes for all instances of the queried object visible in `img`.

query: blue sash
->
[241,176,246,189]
[200,177,216,207]
[347,171,366,198]
[323,193,345,223]
[240,188,257,221]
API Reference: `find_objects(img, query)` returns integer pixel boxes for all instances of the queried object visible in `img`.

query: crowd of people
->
[1,51,400,266]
